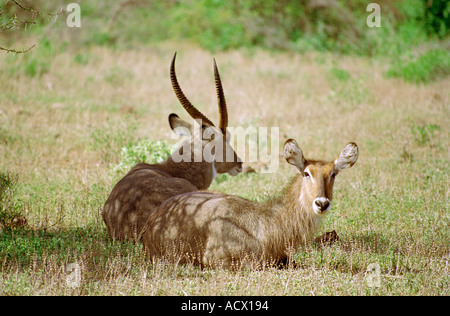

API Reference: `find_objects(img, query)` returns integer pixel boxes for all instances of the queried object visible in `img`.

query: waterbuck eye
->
[304,171,310,178]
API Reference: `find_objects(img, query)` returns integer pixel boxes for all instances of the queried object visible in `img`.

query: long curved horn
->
[213,58,228,133]
[170,52,214,126]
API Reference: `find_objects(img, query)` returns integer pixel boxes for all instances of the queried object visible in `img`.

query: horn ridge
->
[213,58,228,133]
[170,52,214,126]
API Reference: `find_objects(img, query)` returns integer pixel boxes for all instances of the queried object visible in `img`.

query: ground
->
[0,44,448,295]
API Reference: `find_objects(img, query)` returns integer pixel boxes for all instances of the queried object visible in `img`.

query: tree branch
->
[0,44,36,54]
[0,1,64,54]
[9,0,64,17]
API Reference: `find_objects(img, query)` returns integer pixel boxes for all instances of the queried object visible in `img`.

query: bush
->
[110,139,174,175]
[2,1,448,57]
[422,0,450,38]
[165,0,367,52]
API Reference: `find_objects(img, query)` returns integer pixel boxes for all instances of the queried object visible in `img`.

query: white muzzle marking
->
[312,197,331,215]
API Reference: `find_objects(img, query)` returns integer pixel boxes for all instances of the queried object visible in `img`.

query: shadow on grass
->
[0,226,146,280]
[2,226,448,280]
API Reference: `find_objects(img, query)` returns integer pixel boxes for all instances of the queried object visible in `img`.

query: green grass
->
[0,44,448,295]
[0,171,24,229]
[387,49,450,83]
[1,0,447,295]
[410,122,441,145]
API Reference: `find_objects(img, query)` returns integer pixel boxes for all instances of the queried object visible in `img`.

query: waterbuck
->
[102,53,242,241]
[142,139,358,269]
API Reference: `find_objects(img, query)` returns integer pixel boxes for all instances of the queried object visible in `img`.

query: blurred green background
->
[1,0,449,82]
[1,1,449,295]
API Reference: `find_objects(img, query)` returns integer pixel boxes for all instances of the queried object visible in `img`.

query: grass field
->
[0,43,449,295]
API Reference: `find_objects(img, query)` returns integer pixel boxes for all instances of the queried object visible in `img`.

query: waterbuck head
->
[284,139,359,215]
[168,52,242,176]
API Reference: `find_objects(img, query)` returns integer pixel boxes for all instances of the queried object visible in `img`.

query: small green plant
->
[111,139,174,175]
[73,53,91,65]
[329,67,351,82]
[411,122,440,145]
[86,31,116,47]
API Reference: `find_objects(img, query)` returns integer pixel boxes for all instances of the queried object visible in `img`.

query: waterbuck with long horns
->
[102,53,242,241]
[142,139,358,269]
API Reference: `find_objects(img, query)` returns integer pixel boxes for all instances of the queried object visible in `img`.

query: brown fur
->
[142,139,358,269]
[102,55,242,241]
[103,151,212,241]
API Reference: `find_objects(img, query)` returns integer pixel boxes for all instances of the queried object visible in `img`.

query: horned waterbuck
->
[102,53,242,241]
[142,139,358,269]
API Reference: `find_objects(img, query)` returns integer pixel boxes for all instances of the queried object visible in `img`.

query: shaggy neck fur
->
[261,174,323,261]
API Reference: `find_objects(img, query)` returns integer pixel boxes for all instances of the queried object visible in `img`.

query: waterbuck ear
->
[284,139,307,172]
[334,142,359,173]
[168,113,192,136]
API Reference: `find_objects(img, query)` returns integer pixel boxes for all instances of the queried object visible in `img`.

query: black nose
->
[315,199,330,211]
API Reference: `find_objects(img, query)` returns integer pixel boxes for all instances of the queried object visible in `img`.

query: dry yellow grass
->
[0,43,449,295]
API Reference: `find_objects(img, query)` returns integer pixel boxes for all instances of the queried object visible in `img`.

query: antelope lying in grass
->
[103,53,242,241]
[142,139,358,269]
